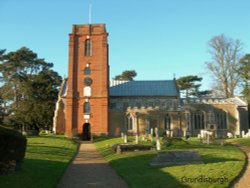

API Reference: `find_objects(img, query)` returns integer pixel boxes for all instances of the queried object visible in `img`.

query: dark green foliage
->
[0,47,62,131]
[113,70,137,81]
[238,54,250,125]
[176,75,212,98]
[0,135,78,188]
[0,126,27,175]
[238,54,250,103]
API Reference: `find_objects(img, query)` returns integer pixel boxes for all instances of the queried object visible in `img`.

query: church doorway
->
[82,123,91,141]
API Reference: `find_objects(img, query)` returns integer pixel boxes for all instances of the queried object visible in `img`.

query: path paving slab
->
[57,141,128,188]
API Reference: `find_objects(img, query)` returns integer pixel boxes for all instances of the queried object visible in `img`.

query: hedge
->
[0,126,27,175]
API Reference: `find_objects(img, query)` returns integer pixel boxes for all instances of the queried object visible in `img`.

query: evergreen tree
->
[0,47,61,131]
[177,75,212,98]
[113,70,137,81]
[238,54,250,102]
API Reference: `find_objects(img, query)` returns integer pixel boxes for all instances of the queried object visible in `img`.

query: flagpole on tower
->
[88,2,92,24]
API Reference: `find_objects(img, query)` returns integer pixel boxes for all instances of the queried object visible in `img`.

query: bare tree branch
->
[206,34,243,98]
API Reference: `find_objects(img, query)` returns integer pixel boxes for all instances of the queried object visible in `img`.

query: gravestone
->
[155,128,161,151]
[121,132,124,139]
[135,134,139,144]
[124,134,127,143]
[150,150,203,167]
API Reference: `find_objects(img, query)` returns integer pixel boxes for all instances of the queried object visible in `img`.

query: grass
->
[0,134,78,188]
[94,137,245,188]
[227,138,250,147]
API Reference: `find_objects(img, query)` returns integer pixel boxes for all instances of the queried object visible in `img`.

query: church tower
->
[65,24,109,139]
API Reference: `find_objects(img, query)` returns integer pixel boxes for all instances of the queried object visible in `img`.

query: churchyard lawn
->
[0,135,78,188]
[227,138,250,147]
[94,137,246,188]
[0,135,248,188]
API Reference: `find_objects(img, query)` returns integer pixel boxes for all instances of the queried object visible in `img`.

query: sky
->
[0,0,250,90]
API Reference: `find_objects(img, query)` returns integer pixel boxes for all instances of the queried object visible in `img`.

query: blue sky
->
[0,0,249,89]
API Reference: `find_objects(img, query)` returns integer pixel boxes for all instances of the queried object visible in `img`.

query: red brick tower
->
[65,24,109,139]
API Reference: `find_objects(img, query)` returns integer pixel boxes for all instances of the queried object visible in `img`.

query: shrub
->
[0,126,27,175]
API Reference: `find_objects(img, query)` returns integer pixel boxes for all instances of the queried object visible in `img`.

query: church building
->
[53,24,249,140]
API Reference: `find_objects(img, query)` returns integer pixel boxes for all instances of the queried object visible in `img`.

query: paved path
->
[57,141,128,188]
[233,145,250,188]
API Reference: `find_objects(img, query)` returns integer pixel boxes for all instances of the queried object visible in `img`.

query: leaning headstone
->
[150,128,154,136]
[148,134,152,142]
[155,128,159,137]
[156,137,161,151]
[141,135,145,141]
[135,134,139,144]
[227,132,233,138]
[121,132,124,139]
[242,130,245,138]
[200,130,204,139]
[197,134,201,139]
[204,130,213,144]
[116,145,122,154]
[155,128,161,150]
[124,134,127,143]
[166,130,169,137]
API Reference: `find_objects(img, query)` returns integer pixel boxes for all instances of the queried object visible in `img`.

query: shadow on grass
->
[93,136,115,143]
[27,145,75,157]
[0,158,68,188]
[27,134,69,141]
[202,155,242,164]
[108,153,189,188]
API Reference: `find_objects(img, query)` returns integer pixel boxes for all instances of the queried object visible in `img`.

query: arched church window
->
[144,117,150,134]
[127,115,133,130]
[192,111,204,129]
[185,112,191,131]
[164,114,171,130]
[84,102,90,114]
[216,111,227,129]
[84,39,92,56]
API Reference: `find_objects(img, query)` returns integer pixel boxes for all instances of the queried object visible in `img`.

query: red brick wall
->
[64,24,109,137]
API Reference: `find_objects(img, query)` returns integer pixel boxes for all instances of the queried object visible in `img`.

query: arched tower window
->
[84,39,92,56]
[84,102,90,114]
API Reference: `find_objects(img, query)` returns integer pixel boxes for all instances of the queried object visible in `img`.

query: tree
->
[176,75,212,98]
[113,70,137,81]
[238,54,250,102]
[0,47,61,131]
[206,34,243,98]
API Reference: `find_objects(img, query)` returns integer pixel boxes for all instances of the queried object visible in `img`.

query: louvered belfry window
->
[84,39,92,56]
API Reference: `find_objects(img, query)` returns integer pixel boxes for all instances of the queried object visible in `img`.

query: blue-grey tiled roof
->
[109,80,179,97]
